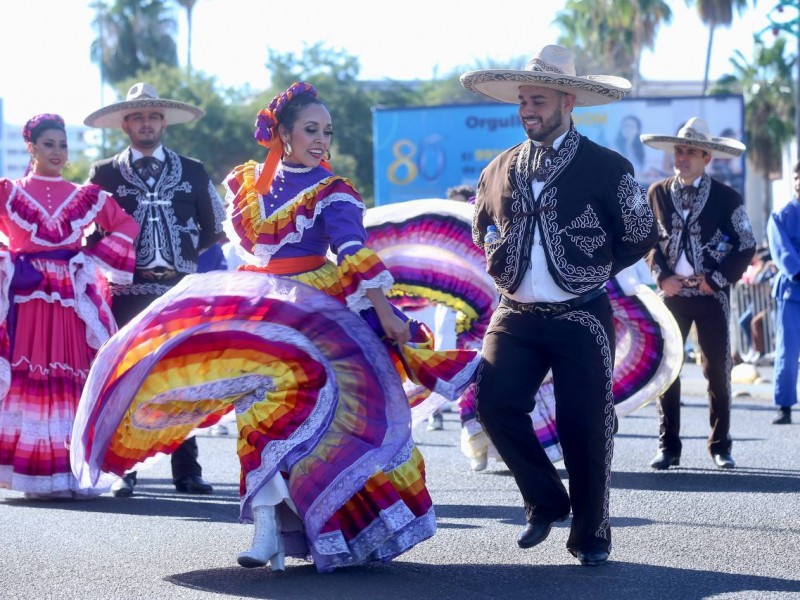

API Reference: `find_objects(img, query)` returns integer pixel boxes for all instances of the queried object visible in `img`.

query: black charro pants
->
[112,285,203,482]
[476,294,615,554]
[659,291,732,457]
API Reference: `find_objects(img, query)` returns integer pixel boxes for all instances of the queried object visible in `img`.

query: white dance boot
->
[237,505,285,571]
[470,451,488,472]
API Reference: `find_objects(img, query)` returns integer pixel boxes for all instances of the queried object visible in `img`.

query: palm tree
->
[688,0,752,95]
[175,0,198,71]
[91,0,179,85]
[629,0,673,93]
[554,0,672,94]
[711,37,795,225]
[555,0,631,78]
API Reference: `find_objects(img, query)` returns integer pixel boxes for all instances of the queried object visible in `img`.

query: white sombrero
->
[640,117,745,158]
[460,45,631,107]
[84,82,205,128]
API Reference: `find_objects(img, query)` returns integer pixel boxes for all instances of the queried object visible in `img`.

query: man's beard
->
[134,133,161,149]
[525,111,564,143]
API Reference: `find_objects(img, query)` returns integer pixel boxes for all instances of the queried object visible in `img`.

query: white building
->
[1,117,93,179]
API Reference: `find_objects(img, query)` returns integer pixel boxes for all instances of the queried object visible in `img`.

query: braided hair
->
[254,81,324,149]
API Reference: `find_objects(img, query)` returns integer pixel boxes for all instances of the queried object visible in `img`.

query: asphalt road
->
[1,363,799,600]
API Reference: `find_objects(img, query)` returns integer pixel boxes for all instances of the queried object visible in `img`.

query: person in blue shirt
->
[766,160,800,425]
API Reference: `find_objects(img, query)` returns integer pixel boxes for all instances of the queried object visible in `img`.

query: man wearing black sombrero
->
[85,82,225,497]
[641,118,755,471]
[461,45,657,566]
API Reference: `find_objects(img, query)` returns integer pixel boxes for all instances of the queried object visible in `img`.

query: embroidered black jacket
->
[473,125,658,295]
[646,174,756,294]
[89,147,225,295]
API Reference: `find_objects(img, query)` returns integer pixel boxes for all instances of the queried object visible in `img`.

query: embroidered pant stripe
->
[475,294,615,553]
[659,291,732,455]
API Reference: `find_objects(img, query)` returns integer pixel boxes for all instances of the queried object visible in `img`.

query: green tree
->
[102,64,262,187]
[91,0,179,85]
[417,57,529,106]
[629,0,673,93]
[687,0,752,95]
[266,43,379,200]
[711,36,795,224]
[63,155,93,186]
[555,1,628,78]
[554,0,672,95]
[264,45,537,202]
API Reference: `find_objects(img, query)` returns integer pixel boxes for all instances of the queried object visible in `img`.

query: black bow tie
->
[679,185,697,210]
[532,145,556,181]
[133,156,163,180]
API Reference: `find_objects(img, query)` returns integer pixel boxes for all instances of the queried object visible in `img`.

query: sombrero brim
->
[84,99,205,128]
[460,70,631,107]
[640,134,745,158]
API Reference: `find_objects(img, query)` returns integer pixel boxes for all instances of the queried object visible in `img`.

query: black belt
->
[500,288,606,316]
[137,267,179,281]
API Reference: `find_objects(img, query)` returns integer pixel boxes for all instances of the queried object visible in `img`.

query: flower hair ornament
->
[23,113,65,143]
[253,82,330,194]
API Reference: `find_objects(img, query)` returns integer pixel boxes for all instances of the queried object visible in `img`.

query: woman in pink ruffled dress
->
[0,114,138,499]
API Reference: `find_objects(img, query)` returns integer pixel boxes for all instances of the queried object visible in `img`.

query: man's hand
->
[694,274,714,295]
[659,275,685,297]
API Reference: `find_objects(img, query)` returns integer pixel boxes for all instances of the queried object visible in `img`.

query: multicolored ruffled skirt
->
[0,248,124,497]
[71,268,478,572]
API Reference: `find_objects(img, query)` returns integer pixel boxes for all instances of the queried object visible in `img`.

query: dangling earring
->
[65,160,71,170]
[284,141,293,156]
[324,149,332,161]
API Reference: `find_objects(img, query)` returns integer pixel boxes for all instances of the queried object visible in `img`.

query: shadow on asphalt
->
[433,505,650,530]
[2,479,241,521]
[611,469,800,494]
[164,560,800,600]
[433,502,526,525]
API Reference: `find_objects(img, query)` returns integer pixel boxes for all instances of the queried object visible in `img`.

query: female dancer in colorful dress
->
[71,84,477,571]
[0,113,138,498]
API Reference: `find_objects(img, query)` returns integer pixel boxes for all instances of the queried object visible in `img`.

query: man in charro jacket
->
[84,83,226,497]
[641,118,755,471]
[460,45,657,567]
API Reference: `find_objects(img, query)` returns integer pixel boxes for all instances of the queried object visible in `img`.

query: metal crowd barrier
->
[729,281,776,361]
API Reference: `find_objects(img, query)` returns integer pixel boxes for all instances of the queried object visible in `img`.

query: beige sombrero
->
[640,117,745,158]
[460,45,631,107]
[84,82,205,128]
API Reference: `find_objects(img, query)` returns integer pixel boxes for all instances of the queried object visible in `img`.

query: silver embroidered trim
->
[618,173,653,243]
[557,309,614,542]
[732,204,756,251]
[116,148,213,273]
[111,282,174,296]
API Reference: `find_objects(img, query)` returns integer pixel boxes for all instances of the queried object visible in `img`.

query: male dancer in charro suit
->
[84,82,226,496]
[641,118,755,471]
[461,44,657,567]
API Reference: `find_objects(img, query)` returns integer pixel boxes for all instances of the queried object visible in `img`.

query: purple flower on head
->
[23,113,65,143]
[253,82,318,149]
[254,111,277,145]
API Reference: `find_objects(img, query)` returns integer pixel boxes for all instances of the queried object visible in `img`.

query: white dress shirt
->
[130,145,170,269]
[508,130,578,303]
[674,176,701,278]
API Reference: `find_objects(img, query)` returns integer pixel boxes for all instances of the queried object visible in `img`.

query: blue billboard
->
[373,95,745,205]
